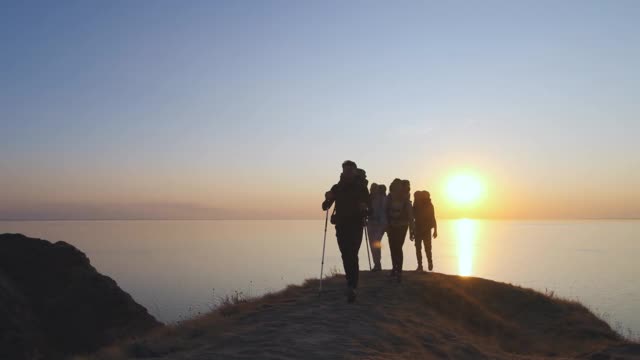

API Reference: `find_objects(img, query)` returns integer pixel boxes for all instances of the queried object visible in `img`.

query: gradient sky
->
[1,0,639,220]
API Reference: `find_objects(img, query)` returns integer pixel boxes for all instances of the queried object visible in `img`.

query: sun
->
[446,173,485,206]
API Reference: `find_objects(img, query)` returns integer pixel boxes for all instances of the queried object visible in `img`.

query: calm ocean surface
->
[1,220,638,336]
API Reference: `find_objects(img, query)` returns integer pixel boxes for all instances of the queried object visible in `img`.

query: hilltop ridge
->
[84,271,640,359]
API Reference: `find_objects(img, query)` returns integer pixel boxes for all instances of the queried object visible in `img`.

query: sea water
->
[1,219,638,337]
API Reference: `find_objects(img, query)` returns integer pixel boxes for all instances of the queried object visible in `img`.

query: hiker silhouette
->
[386,178,415,282]
[322,160,369,303]
[413,190,438,271]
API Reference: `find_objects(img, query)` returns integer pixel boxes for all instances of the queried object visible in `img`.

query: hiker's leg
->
[373,237,382,268]
[389,226,406,272]
[389,227,401,271]
[368,224,382,268]
[414,234,423,267]
[377,225,386,267]
[426,234,433,270]
[335,224,351,286]
[397,225,408,272]
[387,227,396,271]
[351,223,363,288]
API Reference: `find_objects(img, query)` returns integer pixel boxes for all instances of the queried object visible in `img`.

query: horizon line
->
[1,217,639,222]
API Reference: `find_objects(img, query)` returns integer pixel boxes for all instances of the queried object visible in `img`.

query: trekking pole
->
[364,221,372,271]
[319,208,329,293]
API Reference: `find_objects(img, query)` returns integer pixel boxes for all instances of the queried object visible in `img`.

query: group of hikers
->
[321,160,438,303]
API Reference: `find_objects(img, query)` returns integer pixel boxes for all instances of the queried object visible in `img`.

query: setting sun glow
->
[454,219,478,276]
[446,173,486,206]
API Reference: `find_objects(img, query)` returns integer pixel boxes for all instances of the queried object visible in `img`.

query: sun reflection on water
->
[454,218,478,276]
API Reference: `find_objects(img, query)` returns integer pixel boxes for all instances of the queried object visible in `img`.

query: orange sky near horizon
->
[3,158,639,220]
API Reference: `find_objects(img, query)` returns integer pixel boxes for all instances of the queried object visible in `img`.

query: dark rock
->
[580,343,640,359]
[0,269,50,360]
[0,233,161,359]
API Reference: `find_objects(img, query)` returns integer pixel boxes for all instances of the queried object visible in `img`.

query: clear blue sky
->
[1,0,639,219]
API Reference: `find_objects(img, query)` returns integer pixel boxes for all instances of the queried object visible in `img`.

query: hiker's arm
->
[322,186,337,211]
[432,205,438,238]
[322,197,334,211]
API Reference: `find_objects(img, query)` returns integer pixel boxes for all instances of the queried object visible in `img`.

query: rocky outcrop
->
[0,233,161,360]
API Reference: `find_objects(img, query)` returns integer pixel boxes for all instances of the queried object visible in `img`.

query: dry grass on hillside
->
[77,272,639,360]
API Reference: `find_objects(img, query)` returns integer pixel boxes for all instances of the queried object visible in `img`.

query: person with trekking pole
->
[321,160,369,303]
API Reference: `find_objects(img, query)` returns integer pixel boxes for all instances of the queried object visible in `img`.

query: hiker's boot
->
[347,287,357,303]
